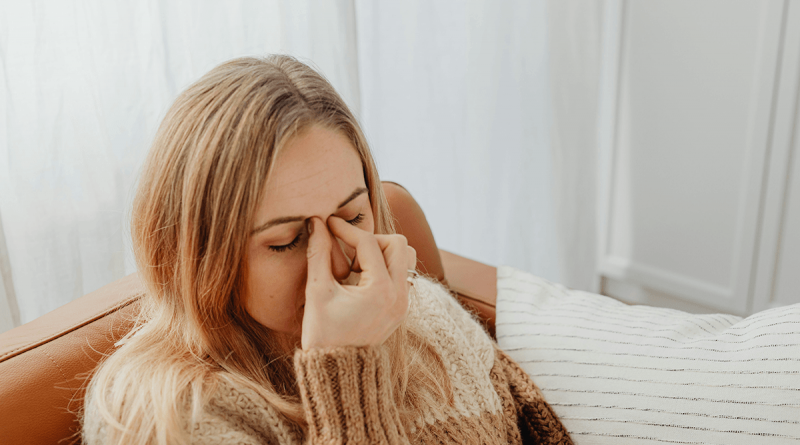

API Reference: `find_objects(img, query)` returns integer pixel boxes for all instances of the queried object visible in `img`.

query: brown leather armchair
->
[0,182,497,445]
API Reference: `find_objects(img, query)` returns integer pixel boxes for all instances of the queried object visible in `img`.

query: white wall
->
[597,0,800,315]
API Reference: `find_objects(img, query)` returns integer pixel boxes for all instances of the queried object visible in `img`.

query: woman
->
[82,55,572,444]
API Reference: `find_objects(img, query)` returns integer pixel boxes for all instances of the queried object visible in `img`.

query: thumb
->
[305,217,333,287]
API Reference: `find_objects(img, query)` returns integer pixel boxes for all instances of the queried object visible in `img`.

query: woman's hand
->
[301,216,416,350]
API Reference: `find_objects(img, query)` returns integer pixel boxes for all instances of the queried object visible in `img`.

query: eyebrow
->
[250,187,368,235]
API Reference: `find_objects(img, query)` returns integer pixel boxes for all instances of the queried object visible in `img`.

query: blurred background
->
[1,0,799,334]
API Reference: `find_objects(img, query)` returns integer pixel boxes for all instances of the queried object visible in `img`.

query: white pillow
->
[496,266,800,444]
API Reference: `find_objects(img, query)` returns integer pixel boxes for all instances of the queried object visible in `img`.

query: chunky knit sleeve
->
[490,346,573,445]
[293,345,410,444]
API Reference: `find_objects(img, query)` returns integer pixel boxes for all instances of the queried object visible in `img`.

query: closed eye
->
[268,234,301,252]
[346,213,364,225]
[268,213,362,252]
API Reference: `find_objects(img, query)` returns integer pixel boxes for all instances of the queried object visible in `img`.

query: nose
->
[330,235,353,282]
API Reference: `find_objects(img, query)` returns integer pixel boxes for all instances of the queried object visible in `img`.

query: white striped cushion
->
[496,266,800,444]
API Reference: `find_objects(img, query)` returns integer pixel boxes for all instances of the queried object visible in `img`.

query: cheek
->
[244,248,308,332]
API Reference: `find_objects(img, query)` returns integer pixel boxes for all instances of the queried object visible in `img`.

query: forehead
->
[257,125,365,220]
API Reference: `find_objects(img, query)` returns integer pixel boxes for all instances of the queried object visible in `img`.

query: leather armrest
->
[382,181,445,282]
[0,274,144,445]
[440,250,497,339]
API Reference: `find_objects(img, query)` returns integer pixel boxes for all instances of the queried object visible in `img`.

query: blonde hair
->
[83,55,451,444]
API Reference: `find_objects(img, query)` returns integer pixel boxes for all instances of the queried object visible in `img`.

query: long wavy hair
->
[83,55,451,444]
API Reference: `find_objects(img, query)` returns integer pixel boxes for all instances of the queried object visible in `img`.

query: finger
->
[373,237,415,271]
[373,236,415,267]
[405,246,417,290]
[331,237,352,281]
[374,235,409,293]
[406,246,417,272]
[305,217,334,289]
[328,216,390,282]
[335,236,361,273]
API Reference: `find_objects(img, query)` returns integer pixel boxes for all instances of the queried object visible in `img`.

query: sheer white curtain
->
[356,0,603,291]
[0,0,361,330]
[357,0,560,282]
[0,0,602,333]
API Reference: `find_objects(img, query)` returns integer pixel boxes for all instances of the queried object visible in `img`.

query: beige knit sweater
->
[86,277,572,444]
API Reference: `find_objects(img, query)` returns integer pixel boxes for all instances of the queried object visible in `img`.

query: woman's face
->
[245,124,374,338]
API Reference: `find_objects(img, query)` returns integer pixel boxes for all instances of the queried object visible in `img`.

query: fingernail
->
[306,218,314,234]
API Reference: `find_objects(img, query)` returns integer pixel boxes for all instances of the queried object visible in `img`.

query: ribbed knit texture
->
[294,346,407,444]
[84,277,572,444]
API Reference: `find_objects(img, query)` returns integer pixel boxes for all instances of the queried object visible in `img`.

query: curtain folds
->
[0,0,601,333]
[0,211,20,330]
[0,0,361,331]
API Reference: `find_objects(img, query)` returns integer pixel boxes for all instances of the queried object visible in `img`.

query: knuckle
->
[354,225,373,238]
[379,234,406,246]
[352,229,371,244]
[364,235,381,251]
[392,234,408,246]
